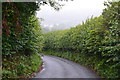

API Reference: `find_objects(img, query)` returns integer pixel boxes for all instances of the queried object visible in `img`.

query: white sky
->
[36,0,108,29]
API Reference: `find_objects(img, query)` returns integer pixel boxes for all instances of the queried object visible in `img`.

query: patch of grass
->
[2,53,42,79]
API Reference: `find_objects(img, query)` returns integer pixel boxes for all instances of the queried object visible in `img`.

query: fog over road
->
[35,55,98,78]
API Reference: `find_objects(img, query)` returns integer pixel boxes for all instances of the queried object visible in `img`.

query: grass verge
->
[2,53,42,79]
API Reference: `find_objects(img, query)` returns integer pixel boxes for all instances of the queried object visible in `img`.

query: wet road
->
[34,55,98,78]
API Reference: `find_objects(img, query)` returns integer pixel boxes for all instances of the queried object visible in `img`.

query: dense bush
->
[2,2,44,56]
[2,52,42,79]
[2,2,44,79]
[43,1,120,78]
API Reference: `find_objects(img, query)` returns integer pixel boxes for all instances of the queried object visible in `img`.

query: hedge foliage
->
[43,1,120,78]
[2,2,44,79]
[2,2,44,56]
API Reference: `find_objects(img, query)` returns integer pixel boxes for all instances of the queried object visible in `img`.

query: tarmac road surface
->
[34,55,98,78]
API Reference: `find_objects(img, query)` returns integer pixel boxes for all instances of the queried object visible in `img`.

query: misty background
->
[36,0,108,33]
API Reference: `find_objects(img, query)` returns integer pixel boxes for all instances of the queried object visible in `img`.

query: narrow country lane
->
[34,55,98,78]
